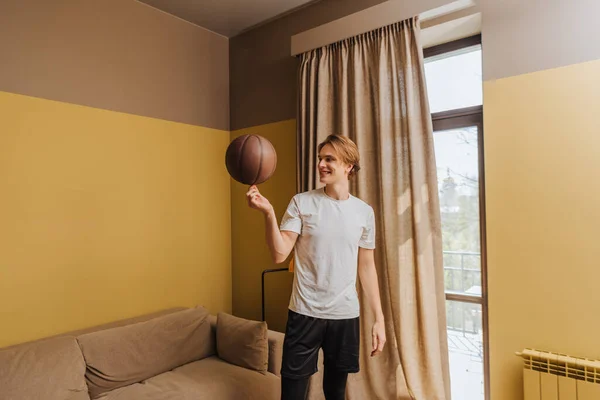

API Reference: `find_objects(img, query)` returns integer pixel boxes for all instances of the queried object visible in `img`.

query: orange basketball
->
[225,134,277,185]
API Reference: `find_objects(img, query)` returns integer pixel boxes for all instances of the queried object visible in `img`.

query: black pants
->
[281,364,348,400]
[280,310,360,400]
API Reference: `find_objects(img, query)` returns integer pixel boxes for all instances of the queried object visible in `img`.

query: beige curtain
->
[297,17,451,400]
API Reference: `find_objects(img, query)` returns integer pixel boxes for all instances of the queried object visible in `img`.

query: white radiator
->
[517,348,600,400]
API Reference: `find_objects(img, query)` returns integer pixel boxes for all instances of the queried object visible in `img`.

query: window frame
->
[426,34,490,400]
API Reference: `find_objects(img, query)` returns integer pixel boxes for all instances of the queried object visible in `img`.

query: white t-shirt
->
[280,187,376,319]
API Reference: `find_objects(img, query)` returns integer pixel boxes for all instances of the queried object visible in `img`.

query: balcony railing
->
[443,250,482,337]
[443,250,481,296]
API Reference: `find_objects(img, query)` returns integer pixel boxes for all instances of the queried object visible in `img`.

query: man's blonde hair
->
[317,134,361,177]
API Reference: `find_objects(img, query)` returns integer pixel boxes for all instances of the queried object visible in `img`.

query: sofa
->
[0,306,285,400]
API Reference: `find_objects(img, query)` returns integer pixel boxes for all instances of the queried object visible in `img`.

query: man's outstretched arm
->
[247,185,298,264]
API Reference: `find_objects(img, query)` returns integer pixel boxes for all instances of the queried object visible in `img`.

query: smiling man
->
[246,134,386,400]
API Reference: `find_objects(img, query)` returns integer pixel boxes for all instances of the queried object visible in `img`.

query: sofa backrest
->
[76,306,215,399]
[0,336,90,400]
[0,307,187,352]
[66,307,188,337]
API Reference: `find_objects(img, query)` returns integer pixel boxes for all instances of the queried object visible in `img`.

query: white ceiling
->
[137,0,320,37]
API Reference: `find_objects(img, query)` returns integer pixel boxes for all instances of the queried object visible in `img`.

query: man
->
[246,134,386,400]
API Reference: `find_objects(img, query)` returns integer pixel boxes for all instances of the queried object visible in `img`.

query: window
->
[425,45,483,113]
[424,35,488,400]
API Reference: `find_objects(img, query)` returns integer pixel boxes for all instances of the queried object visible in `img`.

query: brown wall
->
[480,1,600,399]
[0,0,232,348]
[229,0,454,131]
[0,0,229,130]
[481,0,600,81]
[229,0,388,131]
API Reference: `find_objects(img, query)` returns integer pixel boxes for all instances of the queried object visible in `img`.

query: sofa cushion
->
[0,336,90,400]
[216,312,269,373]
[77,306,213,399]
[97,356,280,400]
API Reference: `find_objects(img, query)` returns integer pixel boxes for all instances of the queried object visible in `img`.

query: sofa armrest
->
[211,313,284,376]
[267,329,284,377]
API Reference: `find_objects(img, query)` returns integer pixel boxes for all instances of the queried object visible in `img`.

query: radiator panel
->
[518,348,600,400]
[558,375,577,400]
[541,372,559,400]
[524,368,541,400]
[577,380,600,400]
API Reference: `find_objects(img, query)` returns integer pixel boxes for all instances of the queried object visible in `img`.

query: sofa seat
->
[98,356,281,400]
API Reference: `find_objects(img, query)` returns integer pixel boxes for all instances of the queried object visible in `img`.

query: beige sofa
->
[0,306,285,400]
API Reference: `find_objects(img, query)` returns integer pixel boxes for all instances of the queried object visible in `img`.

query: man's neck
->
[324,182,350,200]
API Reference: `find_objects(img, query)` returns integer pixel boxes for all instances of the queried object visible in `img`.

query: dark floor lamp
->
[261,267,288,322]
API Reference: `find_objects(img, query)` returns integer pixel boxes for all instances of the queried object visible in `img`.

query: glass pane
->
[425,46,483,113]
[433,126,482,295]
[447,300,484,400]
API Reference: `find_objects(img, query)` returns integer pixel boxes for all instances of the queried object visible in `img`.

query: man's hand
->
[246,185,273,214]
[371,320,386,357]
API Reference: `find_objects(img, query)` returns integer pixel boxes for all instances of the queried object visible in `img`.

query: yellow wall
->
[230,119,297,332]
[0,91,232,348]
[484,59,600,400]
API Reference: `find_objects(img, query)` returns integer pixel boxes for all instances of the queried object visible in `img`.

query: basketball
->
[225,134,277,185]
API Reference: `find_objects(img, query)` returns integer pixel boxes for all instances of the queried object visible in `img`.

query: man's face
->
[318,144,352,184]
